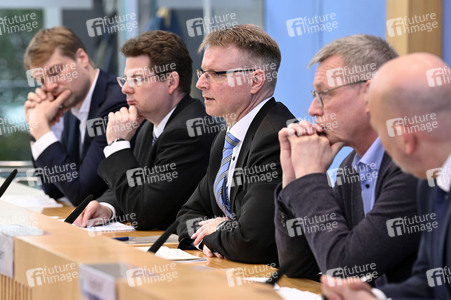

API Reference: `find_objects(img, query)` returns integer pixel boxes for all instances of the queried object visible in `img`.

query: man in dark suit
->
[74,31,217,230]
[275,35,420,283]
[24,27,127,205]
[176,24,294,265]
[322,53,451,300]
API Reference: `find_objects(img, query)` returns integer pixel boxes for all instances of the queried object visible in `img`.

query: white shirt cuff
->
[195,240,204,251]
[103,141,131,158]
[31,131,59,160]
[371,288,388,300]
[99,202,116,219]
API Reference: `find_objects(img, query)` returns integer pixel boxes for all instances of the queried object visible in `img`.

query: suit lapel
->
[375,152,390,200]
[445,190,451,296]
[145,96,194,166]
[349,167,364,226]
[166,95,193,125]
[229,98,277,203]
[81,70,109,158]
[437,188,451,270]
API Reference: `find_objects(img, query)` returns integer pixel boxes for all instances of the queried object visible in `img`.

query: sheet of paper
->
[240,277,280,288]
[231,277,320,299]
[0,194,62,208]
[82,222,136,232]
[136,246,207,261]
[276,286,321,300]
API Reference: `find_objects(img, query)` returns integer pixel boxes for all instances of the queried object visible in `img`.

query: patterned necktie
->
[152,134,157,146]
[214,132,240,218]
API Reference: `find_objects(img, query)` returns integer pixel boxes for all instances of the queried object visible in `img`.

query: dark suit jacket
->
[176,98,294,265]
[34,69,126,205]
[97,96,217,230]
[381,180,451,299]
[275,151,421,284]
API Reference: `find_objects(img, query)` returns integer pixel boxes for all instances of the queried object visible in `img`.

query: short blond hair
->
[24,26,91,69]
[199,24,281,87]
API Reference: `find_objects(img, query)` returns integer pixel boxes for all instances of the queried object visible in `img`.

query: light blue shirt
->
[351,138,385,215]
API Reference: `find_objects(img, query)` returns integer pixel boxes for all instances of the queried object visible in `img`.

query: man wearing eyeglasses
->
[176,24,294,265]
[74,30,217,230]
[23,27,127,205]
[274,35,421,284]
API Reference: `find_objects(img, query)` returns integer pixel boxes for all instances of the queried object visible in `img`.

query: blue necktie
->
[214,132,240,218]
[152,134,157,146]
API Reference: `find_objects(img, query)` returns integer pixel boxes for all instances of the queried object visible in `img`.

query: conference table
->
[0,178,321,300]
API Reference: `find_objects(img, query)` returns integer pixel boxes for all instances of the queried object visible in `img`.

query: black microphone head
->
[0,169,18,198]
[265,257,298,285]
[148,219,179,253]
[64,194,94,224]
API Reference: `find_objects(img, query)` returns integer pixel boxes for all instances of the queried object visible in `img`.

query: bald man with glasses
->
[274,35,421,285]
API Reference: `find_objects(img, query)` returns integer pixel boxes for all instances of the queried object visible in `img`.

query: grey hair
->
[307,34,398,71]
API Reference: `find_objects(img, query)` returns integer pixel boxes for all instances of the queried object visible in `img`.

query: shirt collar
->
[437,153,451,192]
[153,106,177,138]
[71,69,100,122]
[352,137,385,172]
[228,97,272,141]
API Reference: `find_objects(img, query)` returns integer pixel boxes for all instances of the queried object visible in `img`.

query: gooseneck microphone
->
[265,256,298,285]
[148,219,179,253]
[0,169,18,198]
[64,194,94,223]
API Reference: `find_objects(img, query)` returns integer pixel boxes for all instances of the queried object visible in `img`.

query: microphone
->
[0,169,18,198]
[266,258,328,298]
[64,194,94,224]
[147,219,179,253]
[265,257,297,285]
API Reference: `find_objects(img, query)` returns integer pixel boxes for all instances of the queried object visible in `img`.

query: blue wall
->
[265,0,387,168]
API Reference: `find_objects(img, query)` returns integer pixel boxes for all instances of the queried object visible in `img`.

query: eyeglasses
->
[117,74,160,88]
[311,80,368,107]
[196,68,256,82]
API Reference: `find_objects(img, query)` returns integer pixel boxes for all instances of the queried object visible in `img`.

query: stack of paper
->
[1,194,62,208]
[82,222,136,232]
[137,246,207,262]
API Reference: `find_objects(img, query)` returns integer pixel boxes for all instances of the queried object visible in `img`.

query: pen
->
[112,234,179,244]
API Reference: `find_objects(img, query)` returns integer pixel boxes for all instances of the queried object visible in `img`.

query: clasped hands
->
[278,121,344,188]
[24,86,144,143]
[25,88,71,140]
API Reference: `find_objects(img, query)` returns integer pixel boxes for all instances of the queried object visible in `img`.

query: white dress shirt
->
[225,97,271,199]
[101,106,177,218]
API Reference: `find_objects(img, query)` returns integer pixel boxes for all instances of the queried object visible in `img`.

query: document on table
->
[242,277,321,299]
[136,246,207,262]
[0,194,62,208]
[82,222,135,232]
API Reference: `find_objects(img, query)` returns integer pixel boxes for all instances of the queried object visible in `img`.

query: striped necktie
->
[214,132,240,218]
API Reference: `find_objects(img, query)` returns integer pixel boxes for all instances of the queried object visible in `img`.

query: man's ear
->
[362,80,371,113]
[75,48,90,67]
[167,71,180,95]
[250,69,266,94]
[399,126,417,155]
